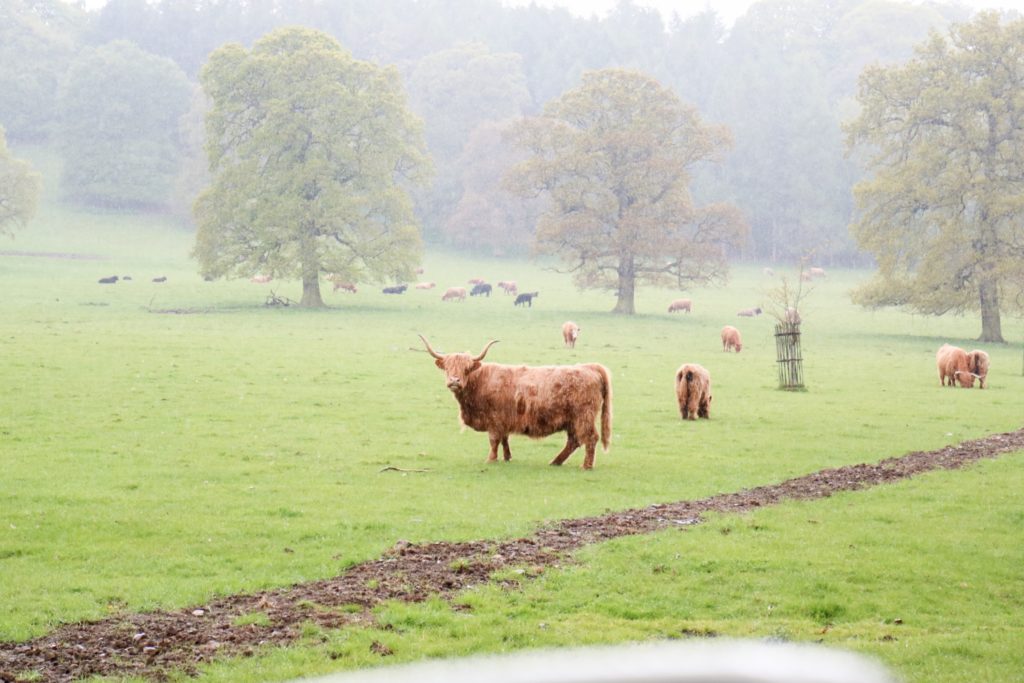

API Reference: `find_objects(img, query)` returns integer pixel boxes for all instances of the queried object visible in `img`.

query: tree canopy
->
[845,11,1024,342]
[56,40,192,209]
[0,127,41,237]
[506,68,746,314]
[193,27,430,307]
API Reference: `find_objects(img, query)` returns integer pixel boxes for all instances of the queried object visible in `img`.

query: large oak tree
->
[506,68,746,314]
[846,11,1024,342]
[194,27,430,307]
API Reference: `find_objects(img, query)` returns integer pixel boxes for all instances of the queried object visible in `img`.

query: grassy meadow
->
[1,156,1022,681]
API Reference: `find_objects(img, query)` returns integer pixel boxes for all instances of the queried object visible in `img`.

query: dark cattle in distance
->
[152,276,167,283]
[514,291,539,307]
[383,284,408,294]
[470,283,492,297]
[98,275,119,284]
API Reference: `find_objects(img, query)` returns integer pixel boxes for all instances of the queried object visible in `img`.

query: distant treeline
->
[0,0,987,263]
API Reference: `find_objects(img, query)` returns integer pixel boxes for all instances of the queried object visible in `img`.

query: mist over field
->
[2,1,1023,681]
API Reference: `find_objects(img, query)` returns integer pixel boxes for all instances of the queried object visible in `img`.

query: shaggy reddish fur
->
[675,363,711,420]
[721,325,742,353]
[420,337,612,469]
[936,344,974,388]
[441,286,467,302]
[562,321,580,348]
[967,349,990,389]
[667,298,692,313]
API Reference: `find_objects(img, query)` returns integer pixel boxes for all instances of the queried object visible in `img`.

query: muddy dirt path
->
[3,428,1022,682]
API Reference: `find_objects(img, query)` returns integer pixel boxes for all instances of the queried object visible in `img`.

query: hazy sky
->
[500,0,1024,25]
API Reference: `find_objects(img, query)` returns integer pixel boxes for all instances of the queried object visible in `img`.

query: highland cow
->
[562,321,580,348]
[936,344,976,388]
[721,325,742,353]
[668,298,692,313]
[966,349,990,389]
[442,286,467,302]
[419,336,612,469]
[675,363,712,420]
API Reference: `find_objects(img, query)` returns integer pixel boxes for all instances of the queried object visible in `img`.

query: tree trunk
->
[613,259,636,314]
[298,226,324,308]
[977,278,1003,343]
[300,275,324,307]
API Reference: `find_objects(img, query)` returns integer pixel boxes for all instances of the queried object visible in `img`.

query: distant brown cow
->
[250,274,272,284]
[809,267,827,279]
[419,336,612,469]
[721,325,742,353]
[415,281,436,290]
[442,286,467,302]
[675,363,712,420]
[562,321,580,348]
[497,280,518,295]
[936,344,976,388]
[468,277,486,285]
[333,281,357,293]
[668,298,692,313]
[966,349,990,389]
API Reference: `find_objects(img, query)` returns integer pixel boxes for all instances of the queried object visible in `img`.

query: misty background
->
[1,0,1016,265]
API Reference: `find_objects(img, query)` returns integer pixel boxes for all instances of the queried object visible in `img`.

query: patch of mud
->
[2,429,1022,682]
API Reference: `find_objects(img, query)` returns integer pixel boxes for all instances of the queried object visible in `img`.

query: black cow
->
[152,276,167,283]
[514,291,539,307]
[383,284,408,294]
[470,283,492,297]
[98,275,119,284]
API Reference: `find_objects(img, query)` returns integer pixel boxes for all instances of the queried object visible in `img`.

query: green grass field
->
[2,156,1022,681]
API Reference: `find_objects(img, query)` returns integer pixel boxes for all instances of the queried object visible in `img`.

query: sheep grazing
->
[737,307,762,317]
[562,321,580,349]
[667,298,692,313]
[675,363,711,420]
[966,349,990,389]
[721,325,742,353]
[414,281,436,290]
[936,344,976,388]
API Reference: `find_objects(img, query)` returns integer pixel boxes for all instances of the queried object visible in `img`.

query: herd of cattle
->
[322,274,542,306]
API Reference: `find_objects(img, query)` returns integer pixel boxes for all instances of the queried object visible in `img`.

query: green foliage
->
[506,68,747,314]
[0,129,41,237]
[0,0,84,141]
[56,40,192,209]
[846,12,1024,342]
[194,27,430,307]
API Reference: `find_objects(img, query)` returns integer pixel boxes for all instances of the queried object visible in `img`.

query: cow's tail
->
[597,364,612,452]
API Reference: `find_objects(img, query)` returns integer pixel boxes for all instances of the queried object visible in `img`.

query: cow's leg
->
[487,433,501,462]
[501,436,512,461]
[550,433,579,466]
[698,396,710,419]
[582,441,597,470]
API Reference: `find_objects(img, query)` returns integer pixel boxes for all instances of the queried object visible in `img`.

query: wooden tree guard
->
[774,322,805,389]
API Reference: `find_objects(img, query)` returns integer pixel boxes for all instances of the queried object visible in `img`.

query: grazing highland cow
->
[514,291,539,307]
[936,344,977,388]
[250,274,272,284]
[419,336,612,469]
[966,349,990,389]
[668,298,692,313]
[497,280,518,295]
[721,325,742,353]
[441,286,467,302]
[414,281,436,290]
[675,363,712,420]
[562,321,580,348]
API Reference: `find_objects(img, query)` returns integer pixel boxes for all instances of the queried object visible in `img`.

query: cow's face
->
[435,354,481,392]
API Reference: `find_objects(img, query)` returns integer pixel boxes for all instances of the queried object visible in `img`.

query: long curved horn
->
[418,334,444,360]
[473,339,500,361]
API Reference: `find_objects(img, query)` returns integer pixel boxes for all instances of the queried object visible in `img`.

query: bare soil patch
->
[2,428,1022,682]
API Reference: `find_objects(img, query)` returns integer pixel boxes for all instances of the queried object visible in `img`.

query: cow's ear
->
[434,358,445,369]
[469,361,481,373]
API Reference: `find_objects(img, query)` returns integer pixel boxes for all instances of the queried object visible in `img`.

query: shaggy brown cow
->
[667,298,692,313]
[936,344,976,388]
[966,349,990,389]
[419,336,612,469]
[562,321,580,348]
[415,281,436,290]
[497,280,518,295]
[721,325,742,353]
[675,363,711,420]
[333,281,357,293]
[441,286,467,302]
[468,277,486,285]
[250,274,272,284]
